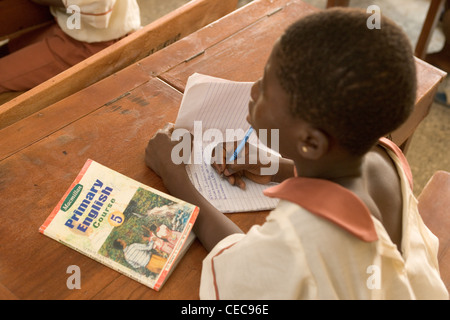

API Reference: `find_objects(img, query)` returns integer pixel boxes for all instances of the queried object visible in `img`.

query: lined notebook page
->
[175,73,279,213]
[176,73,251,132]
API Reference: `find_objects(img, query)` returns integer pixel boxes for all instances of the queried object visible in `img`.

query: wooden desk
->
[0,0,446,300]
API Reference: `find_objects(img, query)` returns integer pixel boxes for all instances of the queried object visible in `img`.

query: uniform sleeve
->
[378,137,413,190]
[199,210,317,299]
[64,0,116,28]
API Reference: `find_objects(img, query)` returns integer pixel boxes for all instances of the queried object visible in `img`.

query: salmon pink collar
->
[263,177,378,242]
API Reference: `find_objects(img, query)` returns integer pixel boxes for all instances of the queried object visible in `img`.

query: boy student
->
[0,0,141,93]
[145,8,449,299]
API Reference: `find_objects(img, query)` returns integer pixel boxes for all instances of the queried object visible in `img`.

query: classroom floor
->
[138,0,450,196]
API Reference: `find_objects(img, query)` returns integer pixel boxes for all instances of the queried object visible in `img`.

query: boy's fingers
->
[211,162,225,175]
[225,162,261,176]
[234,175,247,190]
[152,122,175,139]
[162,122,175,134]
[224,171,246,190]
[244,170,270,185]
[225,175,246,190]
[226,175,235,186]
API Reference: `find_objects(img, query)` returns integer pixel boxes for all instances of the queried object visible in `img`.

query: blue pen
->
[228,126,253,162]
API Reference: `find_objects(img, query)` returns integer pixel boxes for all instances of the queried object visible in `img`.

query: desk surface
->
[0,0,445,299]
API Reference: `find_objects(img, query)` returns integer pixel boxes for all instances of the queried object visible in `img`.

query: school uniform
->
[200,138,449,299]
[0,0,141,93]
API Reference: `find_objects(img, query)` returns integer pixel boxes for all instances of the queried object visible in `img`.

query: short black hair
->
[276,8,416,155]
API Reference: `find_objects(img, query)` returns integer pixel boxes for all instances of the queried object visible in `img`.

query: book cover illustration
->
[39,159,199,291]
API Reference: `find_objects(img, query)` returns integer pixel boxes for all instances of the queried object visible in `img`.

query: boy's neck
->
[294,151,365,186]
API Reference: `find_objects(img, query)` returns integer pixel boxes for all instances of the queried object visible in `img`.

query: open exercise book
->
[175,73,280,213]
[39,159,198,291]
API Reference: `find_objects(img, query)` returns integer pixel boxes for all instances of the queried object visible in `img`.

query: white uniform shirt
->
[200,139,449,299]
[51,0,141,43]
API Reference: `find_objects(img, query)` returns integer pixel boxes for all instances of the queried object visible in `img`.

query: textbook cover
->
[39,159,199,291]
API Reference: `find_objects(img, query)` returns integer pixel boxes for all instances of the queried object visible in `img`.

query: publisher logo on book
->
[61,184,83,212]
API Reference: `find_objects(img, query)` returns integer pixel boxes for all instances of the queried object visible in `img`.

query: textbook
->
[39,159,199,291]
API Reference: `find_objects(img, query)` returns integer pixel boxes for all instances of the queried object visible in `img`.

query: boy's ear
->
[296,127,329,160]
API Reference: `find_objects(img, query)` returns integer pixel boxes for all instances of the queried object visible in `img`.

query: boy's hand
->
[145,123,186,182]
[146,123,244,252]
[211,141,273,190]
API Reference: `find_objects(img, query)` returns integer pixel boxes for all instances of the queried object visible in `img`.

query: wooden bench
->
[418,171,450,293]
[0,0,238,129]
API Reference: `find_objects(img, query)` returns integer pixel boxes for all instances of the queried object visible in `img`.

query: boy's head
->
[275,8,416,155]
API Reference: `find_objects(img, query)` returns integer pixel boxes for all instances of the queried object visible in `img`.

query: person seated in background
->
[0,0,141,93]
